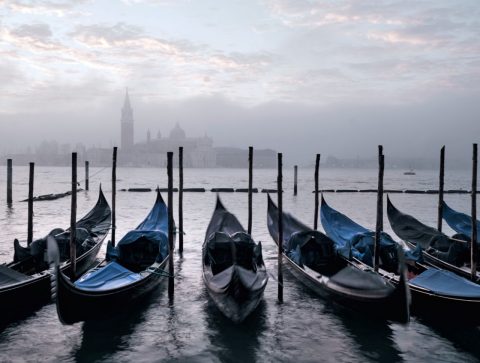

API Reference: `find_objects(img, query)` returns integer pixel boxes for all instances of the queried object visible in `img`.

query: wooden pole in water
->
[471,143,477,281]
[27,162,34,245]
[374,145,384,272]
[294,165,298,196]
[437,146,445,232]
[248,146,253,235]
[70,152,77,280]
[314,154,320,230]
[7,159,12,205]
[167,151,175,298]
[111,147,117,247]
[277,152,284,303]
[178,147,184,254]
[85,160,89,191]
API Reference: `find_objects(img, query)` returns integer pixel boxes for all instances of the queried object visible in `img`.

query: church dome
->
[169,122,186,140]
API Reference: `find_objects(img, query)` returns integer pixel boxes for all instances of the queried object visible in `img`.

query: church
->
[118,90,216,167]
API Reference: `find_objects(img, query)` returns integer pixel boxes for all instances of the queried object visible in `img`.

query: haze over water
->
[0,166,479,362]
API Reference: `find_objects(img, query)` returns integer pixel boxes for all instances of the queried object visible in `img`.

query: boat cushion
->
[74,262,142,291]
[410,268,480,298]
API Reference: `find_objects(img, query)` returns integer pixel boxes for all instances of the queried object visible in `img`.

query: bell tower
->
[121,88,134,149]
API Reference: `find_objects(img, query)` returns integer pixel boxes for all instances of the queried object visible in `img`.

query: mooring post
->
[27,162,34,245]
[437,146,445,232]
[7,159,12,205]
[471,143,478,281]
[112,147,117,247]
[85,160,89,191]
[294,165,298,196]
[167,151,175,298]
[374,145,384,272]
[248,146,253,235]
[277,152,284,303]
[178,147,184,254]
[314,154,320,230]
[70,152,77,280]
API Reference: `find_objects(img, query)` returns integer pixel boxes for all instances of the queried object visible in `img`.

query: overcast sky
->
[0,0,479,164]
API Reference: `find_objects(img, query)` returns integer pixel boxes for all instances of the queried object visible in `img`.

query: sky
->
[0,0,479,164]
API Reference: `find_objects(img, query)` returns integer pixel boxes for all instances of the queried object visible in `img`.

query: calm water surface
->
[0,166,478,362]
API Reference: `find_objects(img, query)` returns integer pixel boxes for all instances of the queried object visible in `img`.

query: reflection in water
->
[419,318,480,358]
[336,309,403,363]
[205,296,268,363]
[73,300,150,362]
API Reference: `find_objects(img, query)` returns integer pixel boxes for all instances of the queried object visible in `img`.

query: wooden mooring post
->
[27,162,34,245]
[7,159,12,205]
[277,152,284,303]
[374,146,384,272]
[70,153,77,280]
[248,146,253,235]
[437,146,445,232]
[294,165,298,196]
[85,160,89,191]
[112,147,117,247]
[178,147,184,254]
[471,143,478,281]
[314,154,320,230]
[167,151,175,299]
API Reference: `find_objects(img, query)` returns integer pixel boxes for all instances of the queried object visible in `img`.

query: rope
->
[145,266,175,278]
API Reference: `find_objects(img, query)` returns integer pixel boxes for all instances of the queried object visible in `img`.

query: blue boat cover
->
[443,201,479,241]
[107,191,170,268]
[75,261,142,291]
[410,268,480,298]
[320,198,422,267]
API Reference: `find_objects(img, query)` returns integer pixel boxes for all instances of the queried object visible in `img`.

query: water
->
[0,166,479,362]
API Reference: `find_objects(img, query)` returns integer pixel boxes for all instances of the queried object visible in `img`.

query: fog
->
[1,91,478,166]
[0,0,479,167]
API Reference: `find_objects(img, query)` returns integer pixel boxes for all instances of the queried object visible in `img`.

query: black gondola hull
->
[0,232,104,322]
[54,259,168,325]
[282,251,409,323]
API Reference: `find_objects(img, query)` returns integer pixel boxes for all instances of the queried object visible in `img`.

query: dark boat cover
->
[266,196,335,269]
[12,189,111,273]
[321,197,421,269]
[442,201,479,242]
[410,268,480,298]
[204,231,264,274]
[328,265,394,294]
[387,198,468,266]
[107,191,169,272]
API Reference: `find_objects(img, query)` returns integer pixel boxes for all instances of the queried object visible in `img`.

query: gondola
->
[51,190,171,325]
[442,201,479,243]
[267,195,409,323]
[387,197,477,281]
[203,197,268,323]
[322,197,480,323]
[0,188,111,319]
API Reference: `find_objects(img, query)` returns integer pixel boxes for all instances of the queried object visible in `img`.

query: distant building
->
[120,90,134,150]
[118,91,216,167]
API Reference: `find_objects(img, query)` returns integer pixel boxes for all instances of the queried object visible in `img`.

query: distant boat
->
[404,169,416,175]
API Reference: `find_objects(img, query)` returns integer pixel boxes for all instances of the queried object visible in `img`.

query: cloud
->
[1,0,89,16]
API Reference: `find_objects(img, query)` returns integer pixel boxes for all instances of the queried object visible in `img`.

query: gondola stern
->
[154,187,165,205]
[215,194,226,211]
[390,246,411,324]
